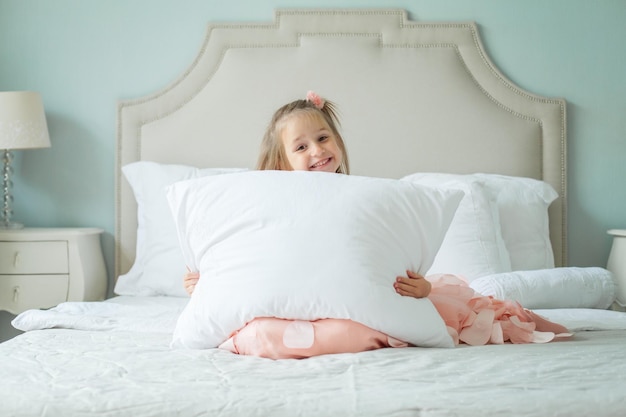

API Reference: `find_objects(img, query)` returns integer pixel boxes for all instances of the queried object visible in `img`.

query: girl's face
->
[280,113,343,173]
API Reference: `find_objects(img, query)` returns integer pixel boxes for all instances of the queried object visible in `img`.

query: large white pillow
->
[114,161,246,297]
[402,173,511,280]
[167,171,463,349]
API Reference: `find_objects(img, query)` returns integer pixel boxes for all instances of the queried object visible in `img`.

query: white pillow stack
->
[474,173,558,271]
[119,164,562,309]
[402,172,558,281]
[402,173,510,280]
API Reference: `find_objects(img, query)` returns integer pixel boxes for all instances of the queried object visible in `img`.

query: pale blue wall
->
[1,0,625,297]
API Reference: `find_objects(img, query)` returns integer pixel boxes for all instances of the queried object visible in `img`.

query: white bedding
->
[2,296,626,417]
[11,296,185,334]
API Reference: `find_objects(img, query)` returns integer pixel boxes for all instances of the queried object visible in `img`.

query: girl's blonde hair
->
[256,95,350,174]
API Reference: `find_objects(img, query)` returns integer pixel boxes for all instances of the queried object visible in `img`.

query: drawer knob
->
[13,251,21,267]
[13,286,20,303]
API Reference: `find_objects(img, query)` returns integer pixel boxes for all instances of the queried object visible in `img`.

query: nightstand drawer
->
[0,241,69,274]
[0,228,106,315]
[0,274,69,314]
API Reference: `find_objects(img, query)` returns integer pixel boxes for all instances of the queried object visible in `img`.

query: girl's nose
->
[310,143,325,156]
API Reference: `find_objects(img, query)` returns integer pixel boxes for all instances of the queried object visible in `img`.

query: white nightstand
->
[607,229,626,312]
[0,228,107,314]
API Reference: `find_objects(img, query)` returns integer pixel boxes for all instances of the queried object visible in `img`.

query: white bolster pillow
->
[469,267,616,309]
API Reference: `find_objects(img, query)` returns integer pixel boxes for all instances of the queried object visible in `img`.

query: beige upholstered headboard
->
[116,9,566,278]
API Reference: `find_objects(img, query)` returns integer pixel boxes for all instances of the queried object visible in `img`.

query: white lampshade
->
[0,91,51,150]
[1,91,51,229]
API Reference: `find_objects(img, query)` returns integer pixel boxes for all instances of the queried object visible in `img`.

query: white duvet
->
[2,296,626,417]
[11,296,185,333]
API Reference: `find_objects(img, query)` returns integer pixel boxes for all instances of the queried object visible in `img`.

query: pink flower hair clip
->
[306,90,325,109]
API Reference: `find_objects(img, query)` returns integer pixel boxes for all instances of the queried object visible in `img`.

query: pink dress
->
[219,274,571,359]
[426,274,570,345]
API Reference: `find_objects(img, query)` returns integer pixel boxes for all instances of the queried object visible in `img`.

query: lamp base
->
[2,149,24,229]
[0,221,24,229]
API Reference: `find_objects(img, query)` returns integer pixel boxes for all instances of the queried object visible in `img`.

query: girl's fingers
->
[185,272,200,280]
[394,279,415,293]
[394,283,417,297]
[394,275,431,298]
[185,277,199,285]
[396,276,421,287]
[406,270,424,280]
[186,284,195,295]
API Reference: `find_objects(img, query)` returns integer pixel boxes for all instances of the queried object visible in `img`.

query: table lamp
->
[0,91,51,229]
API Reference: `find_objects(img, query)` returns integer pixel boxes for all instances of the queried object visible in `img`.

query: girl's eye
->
[319,135,328,142]
[295,144,306,152]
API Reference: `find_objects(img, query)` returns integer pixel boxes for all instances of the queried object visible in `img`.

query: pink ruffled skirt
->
[219,274,571,359]
[426,274,571,345]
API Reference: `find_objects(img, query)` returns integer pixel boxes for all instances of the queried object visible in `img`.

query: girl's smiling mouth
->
[310,158,332,170]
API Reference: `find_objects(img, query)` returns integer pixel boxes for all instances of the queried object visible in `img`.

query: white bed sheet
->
[1,296,626,417]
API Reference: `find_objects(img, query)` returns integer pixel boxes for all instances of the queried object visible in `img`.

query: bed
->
[2,9,626,417]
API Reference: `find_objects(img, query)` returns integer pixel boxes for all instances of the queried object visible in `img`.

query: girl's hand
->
[394,270,432,298]
[183,270,200,296]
